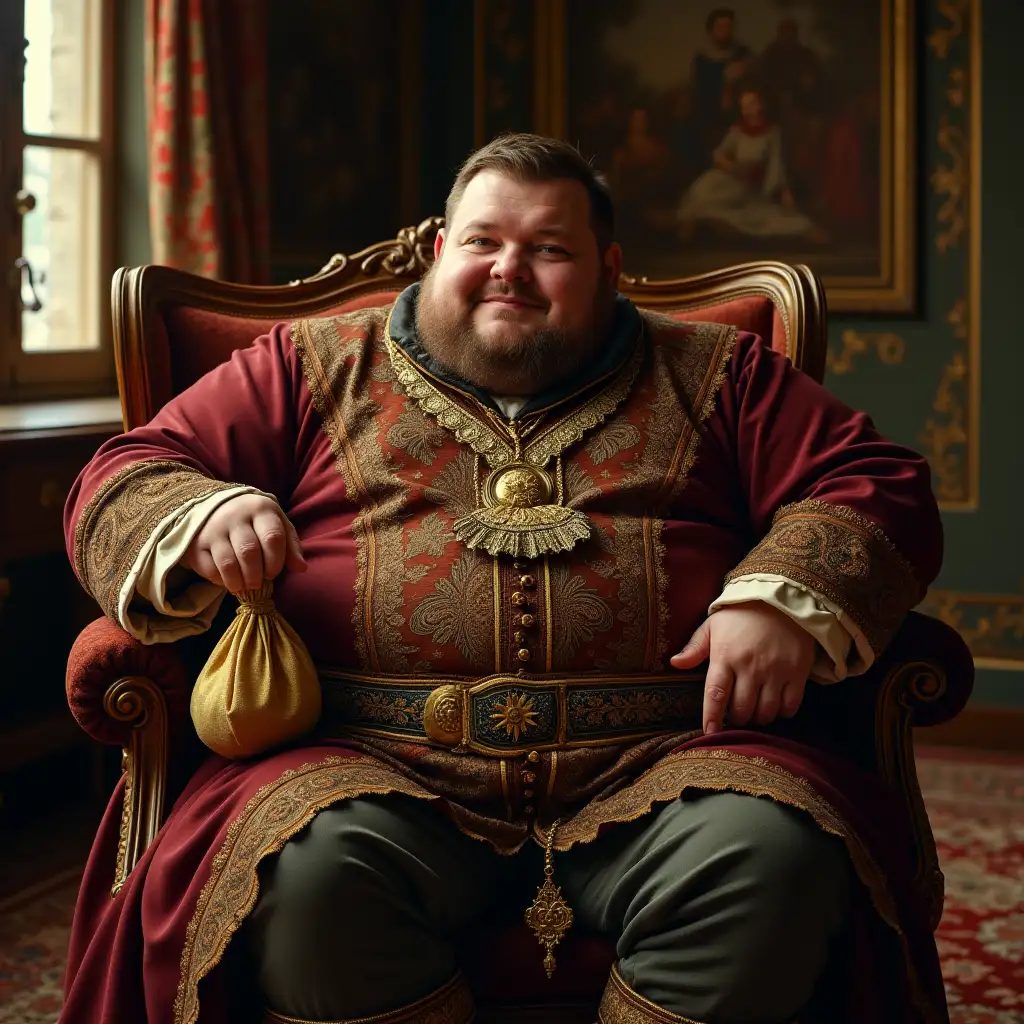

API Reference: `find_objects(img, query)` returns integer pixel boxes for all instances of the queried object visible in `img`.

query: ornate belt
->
[318,670,705,756]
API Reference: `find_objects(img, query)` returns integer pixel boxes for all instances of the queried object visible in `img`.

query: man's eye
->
[468,238,495,247]
[537,245,567,255]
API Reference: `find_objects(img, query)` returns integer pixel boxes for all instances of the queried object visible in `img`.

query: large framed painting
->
[533,0,915,312]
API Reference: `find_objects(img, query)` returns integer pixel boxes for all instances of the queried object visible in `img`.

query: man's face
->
[711,15,734,46]
[416,170,622,396]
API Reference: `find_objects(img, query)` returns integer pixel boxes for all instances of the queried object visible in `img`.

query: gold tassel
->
[525,820,573,978]
[190,580,321,759]
[453,505,592,559]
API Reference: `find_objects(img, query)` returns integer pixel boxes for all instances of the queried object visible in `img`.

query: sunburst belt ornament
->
[453,462,592,558]
[490,691,539,741]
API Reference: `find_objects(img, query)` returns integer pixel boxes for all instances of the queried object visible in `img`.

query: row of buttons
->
[513,563,539,814]
[512,560,537,666]
[523,750,539,815]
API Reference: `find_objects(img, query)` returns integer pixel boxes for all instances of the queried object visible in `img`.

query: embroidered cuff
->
[724,499,921,656]
[73,460,256,634]
[118,484,264,643]
[709,574,873,682]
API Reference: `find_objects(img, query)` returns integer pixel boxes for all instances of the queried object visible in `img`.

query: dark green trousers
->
[246,791,849,1023]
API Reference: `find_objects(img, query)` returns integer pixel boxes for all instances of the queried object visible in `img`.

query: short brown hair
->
[444,133,615,249]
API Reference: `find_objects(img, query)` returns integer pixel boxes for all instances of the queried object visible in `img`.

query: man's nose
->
[490,246,531,282]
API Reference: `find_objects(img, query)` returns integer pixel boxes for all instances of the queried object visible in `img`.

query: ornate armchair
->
[67,219,973,1023]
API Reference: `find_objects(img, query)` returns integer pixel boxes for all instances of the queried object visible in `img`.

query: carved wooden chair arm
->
[66,616,191,894]
[872,611,974,929]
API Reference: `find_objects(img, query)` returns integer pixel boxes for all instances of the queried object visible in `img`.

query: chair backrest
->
[111,216,828,430]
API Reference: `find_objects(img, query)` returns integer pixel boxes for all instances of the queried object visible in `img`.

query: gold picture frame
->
[530,0,916,313]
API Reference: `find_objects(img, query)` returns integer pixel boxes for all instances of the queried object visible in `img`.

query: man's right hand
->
[182,494,307,593]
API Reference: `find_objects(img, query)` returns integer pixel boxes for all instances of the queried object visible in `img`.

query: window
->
[0,0,114,398]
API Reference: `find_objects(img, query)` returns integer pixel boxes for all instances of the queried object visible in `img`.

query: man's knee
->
[259,796,416,924]
[653,791,849,932]
[618,791,850,1020]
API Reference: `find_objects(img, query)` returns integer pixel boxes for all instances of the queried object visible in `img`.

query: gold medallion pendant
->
[385,324,644,559]
[453,461,591,559]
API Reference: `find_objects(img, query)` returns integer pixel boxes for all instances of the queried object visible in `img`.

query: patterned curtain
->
[145,0,270,282]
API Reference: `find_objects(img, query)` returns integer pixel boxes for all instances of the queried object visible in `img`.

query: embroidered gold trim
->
[73,459,235,618]
[724,499,922,655]
[264,970,474,1023]
[174,756,440,1024]
[384,327,646,474]
[292,313,417,672]
[598,965,704,1023]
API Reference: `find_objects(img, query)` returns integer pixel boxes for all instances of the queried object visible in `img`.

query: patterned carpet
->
[0,752,1020,1023]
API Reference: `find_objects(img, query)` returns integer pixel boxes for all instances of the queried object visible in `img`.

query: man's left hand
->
[670,602,816,736]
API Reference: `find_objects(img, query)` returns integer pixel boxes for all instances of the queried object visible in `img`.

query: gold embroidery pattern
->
[174,755,440,1024]
[725,499,922,655]
[74,459,235,619]
[292,314,417,672]
[266,971,475,1023]
[563,459,600,505]
[405,511,456,560]
[549,562,615,663]
[608,515,651,672]
[599,965,704,1023]
[385,331,645,472]
[424,450,479,518]
[604,319,737,670]
[409,551,495,668]
[571,689,698,730]
[387,405,448,466]
[586,415,642,466]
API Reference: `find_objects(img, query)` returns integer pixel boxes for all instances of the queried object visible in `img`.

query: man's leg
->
[561,791,850,1023]
[246,794,506,1021]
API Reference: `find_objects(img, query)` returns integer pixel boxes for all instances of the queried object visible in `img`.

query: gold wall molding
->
[919,590,1024,670]
[827,330,906,376]
[921,0,981,510]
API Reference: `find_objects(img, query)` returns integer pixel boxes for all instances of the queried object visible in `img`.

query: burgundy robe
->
[62,304,947,1023]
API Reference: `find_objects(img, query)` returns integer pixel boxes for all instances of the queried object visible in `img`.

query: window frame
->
[0,0,117,401]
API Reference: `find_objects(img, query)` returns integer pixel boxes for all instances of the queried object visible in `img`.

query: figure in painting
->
[691,8,753,166]
[677,88,825,243]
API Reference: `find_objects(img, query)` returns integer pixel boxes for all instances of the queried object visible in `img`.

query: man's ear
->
[603,242,623,289]
[434,228,446,262]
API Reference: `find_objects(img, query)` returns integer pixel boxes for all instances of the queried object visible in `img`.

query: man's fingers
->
[188,548,223,588]
[253,510,287,579]
[728,671,760,727]
[670,618,711,669]
[703,662,735,736]
[780,679,807,719]
[283,519,307,573]
[754,681,783,726]
[229,523,265,591]
[209,538,244,594]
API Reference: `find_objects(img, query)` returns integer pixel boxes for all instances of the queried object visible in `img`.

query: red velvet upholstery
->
[662,295,784,358]
[164,290,401,397]
[65,616,188,746]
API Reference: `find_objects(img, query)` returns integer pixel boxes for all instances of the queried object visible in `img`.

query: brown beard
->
[415,269,615,396]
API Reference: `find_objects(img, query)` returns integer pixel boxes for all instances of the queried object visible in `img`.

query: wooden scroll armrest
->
[872,611,975,929]
[66,616,191,895]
